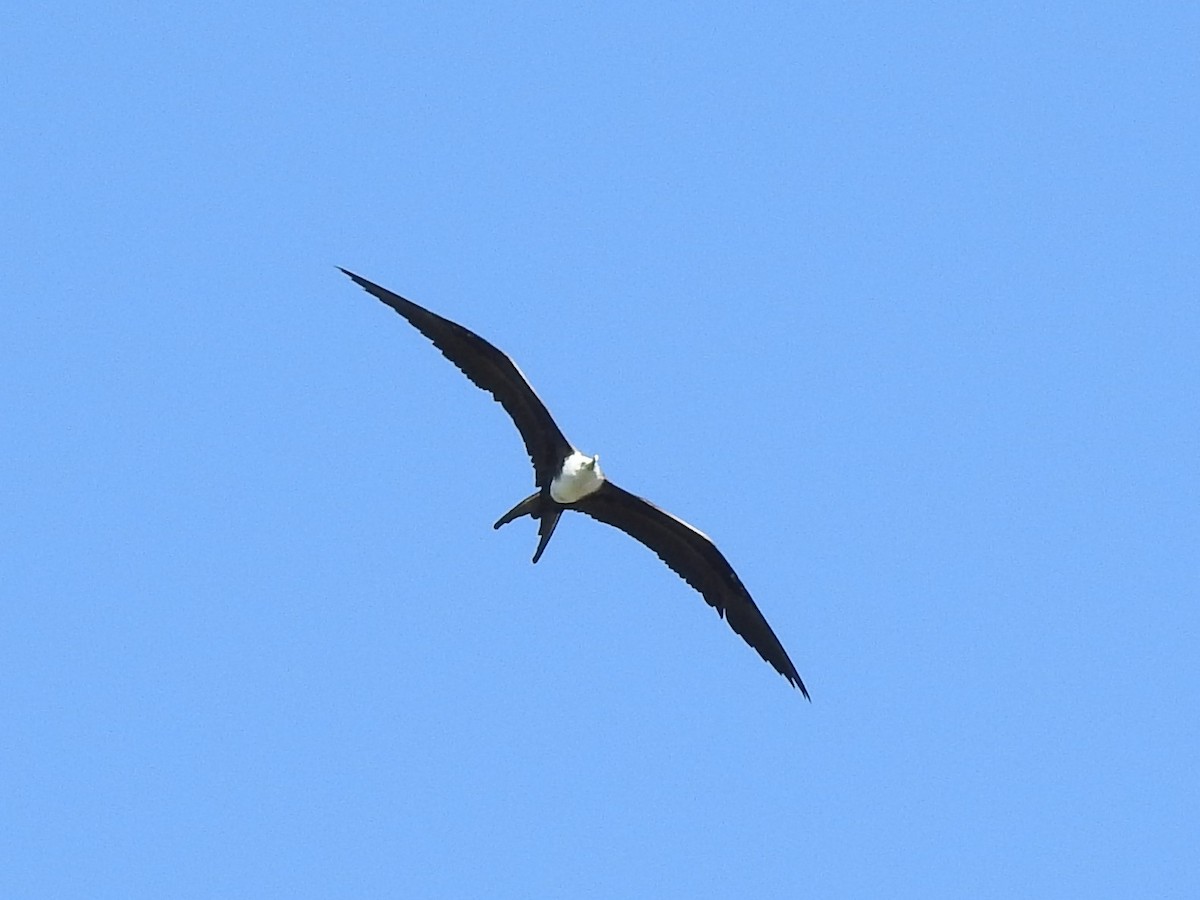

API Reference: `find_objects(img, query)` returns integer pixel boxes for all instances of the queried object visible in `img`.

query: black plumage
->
[340,268,808,697]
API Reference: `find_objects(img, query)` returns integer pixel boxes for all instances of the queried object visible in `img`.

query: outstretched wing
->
[574,482,808,697]
[341,269,573,486]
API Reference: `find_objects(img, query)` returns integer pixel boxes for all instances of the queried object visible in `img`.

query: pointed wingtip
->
[787,668,811,701]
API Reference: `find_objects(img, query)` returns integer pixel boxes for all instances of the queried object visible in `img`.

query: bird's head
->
[583,453,604,481]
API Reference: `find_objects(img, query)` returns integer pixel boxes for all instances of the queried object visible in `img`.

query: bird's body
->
[550,451,606,504]
[340,268,809,698]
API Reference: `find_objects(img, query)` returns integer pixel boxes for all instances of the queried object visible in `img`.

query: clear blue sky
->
[3,4,1196,897]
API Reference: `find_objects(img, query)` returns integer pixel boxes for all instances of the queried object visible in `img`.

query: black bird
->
[341,269,808,697]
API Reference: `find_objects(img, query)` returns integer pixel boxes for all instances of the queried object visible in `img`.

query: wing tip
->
[777,661,810,700]
[793,677,812,702]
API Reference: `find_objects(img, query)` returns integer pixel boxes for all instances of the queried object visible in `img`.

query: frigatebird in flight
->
[340,269,808,697]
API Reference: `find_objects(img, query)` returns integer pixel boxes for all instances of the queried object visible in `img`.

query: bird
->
[340,268,809,698]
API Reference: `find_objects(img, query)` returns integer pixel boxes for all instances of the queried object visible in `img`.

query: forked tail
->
[493,491,564,564]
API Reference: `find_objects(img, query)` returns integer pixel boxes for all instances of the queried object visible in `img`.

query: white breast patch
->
[551,451,606,503]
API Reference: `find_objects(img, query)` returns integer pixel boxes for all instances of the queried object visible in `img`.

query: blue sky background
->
[3,3,1197,897]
